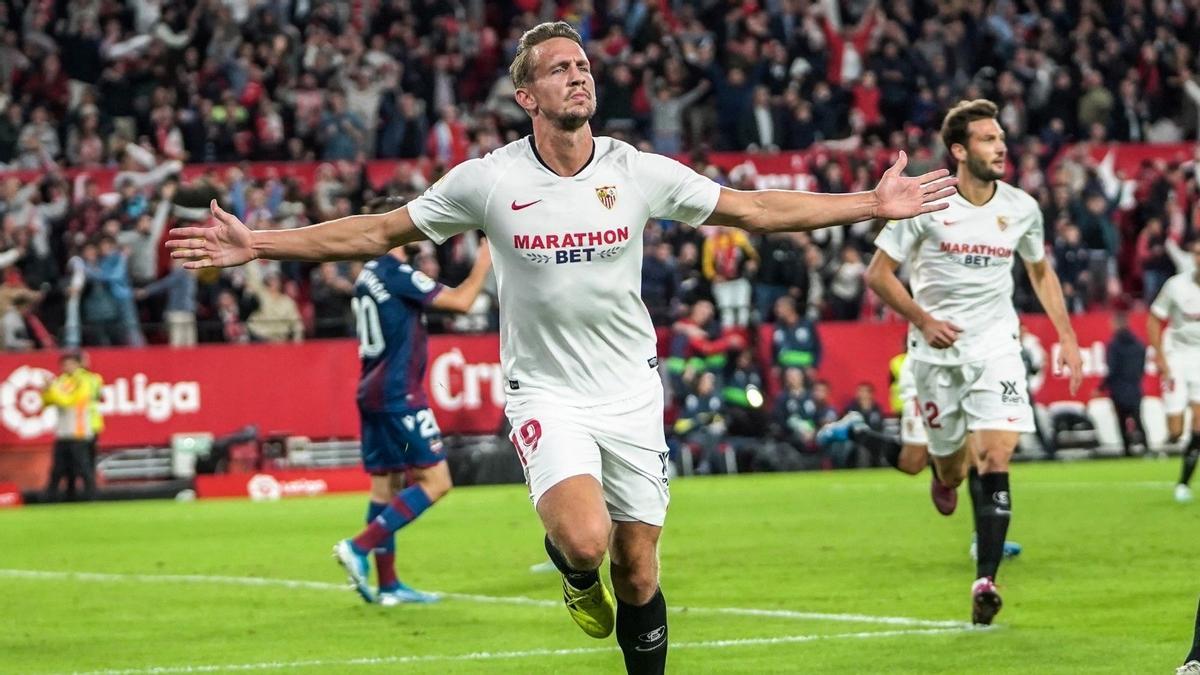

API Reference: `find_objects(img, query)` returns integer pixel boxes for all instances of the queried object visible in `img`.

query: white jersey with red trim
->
[407,136,721,404]
[873,181,1045,366]
[1150,272,1200,354]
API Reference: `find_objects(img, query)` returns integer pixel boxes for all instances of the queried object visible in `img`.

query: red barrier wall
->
[0,310,1164,487]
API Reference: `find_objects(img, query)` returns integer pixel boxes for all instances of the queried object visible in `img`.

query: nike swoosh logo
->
[942,220,957,226]
[1006,417,1020,422]
[511,199,542,211]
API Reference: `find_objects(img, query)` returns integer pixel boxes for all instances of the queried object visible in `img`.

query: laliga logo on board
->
[0,366,202,439]
[246,473,329,501]
[0,366,57,439]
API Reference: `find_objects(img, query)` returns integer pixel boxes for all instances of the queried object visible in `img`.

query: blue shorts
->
[359,408,445,475]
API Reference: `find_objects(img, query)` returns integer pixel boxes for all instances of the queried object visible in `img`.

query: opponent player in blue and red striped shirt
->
[334,231,491,606]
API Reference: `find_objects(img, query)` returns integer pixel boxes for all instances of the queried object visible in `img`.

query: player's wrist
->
[867,189,882,220]
[248,230,263,262]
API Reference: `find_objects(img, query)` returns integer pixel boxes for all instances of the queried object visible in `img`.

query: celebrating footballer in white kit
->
[407,135,715,526]
[167,21,958,674]
[866,99,1082,627]
[1148,240,1200,503]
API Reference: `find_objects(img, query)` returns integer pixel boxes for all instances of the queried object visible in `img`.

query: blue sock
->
[352,486,433,554]
[365,501,394,554]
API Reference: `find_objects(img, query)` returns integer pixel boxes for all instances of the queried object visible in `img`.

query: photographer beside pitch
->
[168,21,955,674]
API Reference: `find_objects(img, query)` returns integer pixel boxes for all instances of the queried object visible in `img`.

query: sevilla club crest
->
[595,185,617,210]
[996,215,1009,231]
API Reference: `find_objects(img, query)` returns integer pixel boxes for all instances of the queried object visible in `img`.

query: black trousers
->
[45,439,96,501]
[1113,399,1146,456]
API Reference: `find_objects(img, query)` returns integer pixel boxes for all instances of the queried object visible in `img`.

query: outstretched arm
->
[166,200,429,269]
[1023,258,1082,394]
[706,152,956,233]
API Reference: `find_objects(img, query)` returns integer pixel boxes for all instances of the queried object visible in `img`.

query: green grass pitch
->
[2,458,1196,674]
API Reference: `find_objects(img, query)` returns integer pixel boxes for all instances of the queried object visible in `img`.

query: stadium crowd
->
[2,0,1200,463]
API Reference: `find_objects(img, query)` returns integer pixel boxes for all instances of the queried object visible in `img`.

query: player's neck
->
[531,122,595,177]
[956,170,997,207]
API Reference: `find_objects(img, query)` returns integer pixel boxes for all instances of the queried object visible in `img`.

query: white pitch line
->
[0,569,969,629]
[67,627,980,675]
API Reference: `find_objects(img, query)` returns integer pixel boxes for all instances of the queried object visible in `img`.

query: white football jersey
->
[1150,272,1200,352]
[407,136,721,404]
[874,181,1045,366]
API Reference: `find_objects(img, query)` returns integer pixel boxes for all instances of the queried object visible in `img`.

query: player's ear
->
[514,87,538,116]
[950,142,967,164]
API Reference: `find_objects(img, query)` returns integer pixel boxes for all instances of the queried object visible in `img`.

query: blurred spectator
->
[842,382,886,466]
[807,379,844,465]
[310,262,355,338]
[90,235,144,347]
[117,185,174,285]
[721,349,767,436]
[641,241,677,326]
[1135,217,1175,302]
[214,289,250,344]
[672,371,731,475]
[754,233,807,322]
[772,367,816,453]
[136,260,197,348]
[645,70,709,155]
[1053,224,1090,313]
[827,246,867,320]
[666,300,744,399]
[1,291,36,351]
[772,295,821,375]
[1102,311,1148,456]
[702,227,758,328]
[318,91,366,161]
[245,265,304,343]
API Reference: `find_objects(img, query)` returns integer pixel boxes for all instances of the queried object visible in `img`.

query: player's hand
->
[872,151,958,220]
[919,317,962,349]
[1155,353,1171,382]
[1058,337,1084,396]
[166,200,257,269]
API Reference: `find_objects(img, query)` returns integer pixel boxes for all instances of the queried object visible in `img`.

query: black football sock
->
[616,589,668,675]
[973,472,1011,580]
[1186,595,1200,663]
[1180,435,1200,486]
[967,467,984,535]
[850,427,903,470]
[545,534,600,590]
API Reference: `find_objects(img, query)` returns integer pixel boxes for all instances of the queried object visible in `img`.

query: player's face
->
[960,118,1007,182]
[523,38,596,130]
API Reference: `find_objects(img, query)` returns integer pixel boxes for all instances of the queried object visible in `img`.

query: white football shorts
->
[911,352,1034,457]
[505,379,670,526]
[1162,349,1200,415]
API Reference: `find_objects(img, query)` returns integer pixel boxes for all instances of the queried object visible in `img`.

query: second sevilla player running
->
[866,99,1083,625]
